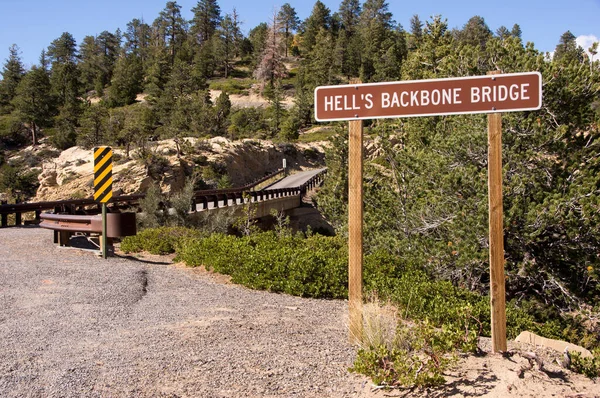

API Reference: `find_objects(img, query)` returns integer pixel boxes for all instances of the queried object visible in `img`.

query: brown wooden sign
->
[314,72,542,122]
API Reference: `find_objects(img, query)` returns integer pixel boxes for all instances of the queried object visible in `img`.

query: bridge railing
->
[192,168,327,211]
[0,168,324,228]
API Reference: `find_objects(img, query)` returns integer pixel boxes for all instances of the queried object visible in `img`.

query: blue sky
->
[1,0,598,68]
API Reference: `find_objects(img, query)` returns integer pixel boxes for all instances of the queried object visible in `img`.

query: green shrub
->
[228,107,269,138]
[297,128,336,143]
[176,231,348,298]
[208,78,254,95]
[351,320,478,388]
[0,164,40,200]
[121,227,203,255]
[570,348,600,379]
[0,114,27,146]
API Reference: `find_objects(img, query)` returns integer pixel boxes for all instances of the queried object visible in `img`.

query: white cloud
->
[576,34,599,58]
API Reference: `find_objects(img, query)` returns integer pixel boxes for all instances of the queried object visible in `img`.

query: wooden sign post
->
[315,72,541,351]
[487,72,507,351]
[348,80,364,342]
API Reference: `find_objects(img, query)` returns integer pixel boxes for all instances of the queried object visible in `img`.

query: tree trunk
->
[31,121,38,146]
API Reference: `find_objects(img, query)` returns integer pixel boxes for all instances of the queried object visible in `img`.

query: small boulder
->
[515,331,592,358]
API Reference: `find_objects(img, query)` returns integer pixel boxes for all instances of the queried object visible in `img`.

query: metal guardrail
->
[38,212,137,246]
[0,195,142,228]
[0,168,294,228]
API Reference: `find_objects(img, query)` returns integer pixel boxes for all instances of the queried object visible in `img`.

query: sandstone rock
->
[515,331,593,358]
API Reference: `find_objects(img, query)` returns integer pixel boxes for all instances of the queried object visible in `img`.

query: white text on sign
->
[322,83,531,112]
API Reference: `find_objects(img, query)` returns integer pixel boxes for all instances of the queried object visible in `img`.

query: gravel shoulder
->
[0,227,368,397]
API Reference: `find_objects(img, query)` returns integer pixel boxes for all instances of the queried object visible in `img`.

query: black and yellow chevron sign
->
[93,146,113,203]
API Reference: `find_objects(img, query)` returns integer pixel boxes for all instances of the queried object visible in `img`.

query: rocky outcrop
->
[33,137,326,202]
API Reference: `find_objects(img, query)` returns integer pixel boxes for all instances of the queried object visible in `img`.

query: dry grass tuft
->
[350,296,400,350]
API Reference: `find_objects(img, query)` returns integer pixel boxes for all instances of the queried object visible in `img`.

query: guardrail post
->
[1,200,7,227]
[15,211,22,226]
[35,210,41,223]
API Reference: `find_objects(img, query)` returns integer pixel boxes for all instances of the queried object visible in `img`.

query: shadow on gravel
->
[114,254,172,266]
[426,372,498,397]
[69,235,101,250]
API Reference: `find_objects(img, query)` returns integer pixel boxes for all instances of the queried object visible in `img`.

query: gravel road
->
[0,227,369,398]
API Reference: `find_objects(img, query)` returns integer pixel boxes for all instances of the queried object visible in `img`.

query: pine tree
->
[79,35,101,94]
[231,8,244,57]
[95,30,122,89]
[106,54,143,107]
[300,1,331,55]
[156,58,202,129]
[78,103,109,148]
[335,0,361,79]
[409,14,423,49]
[155,1,188,65]
[191,0,222,45]
[339,0,361,30]
[124,18,152,71]
[358,0,396,81]
[373,27,406,81]
[510,24,522,39]
[495,26,511,40]
[39,50,50,73]
[554,31,584,63]
[278,4,300,57]
[213,91,231,136]
[193,37,216,81]
[0,44,25,114]
[47,32,81,109]
[402,15,453,80]
[455,15,492,48]
[11,66,54,146]
[266,83,285,136]
[215,14,236,78]
[47,32,82,145]
[248,23,268,68]
[309,28,338,87]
